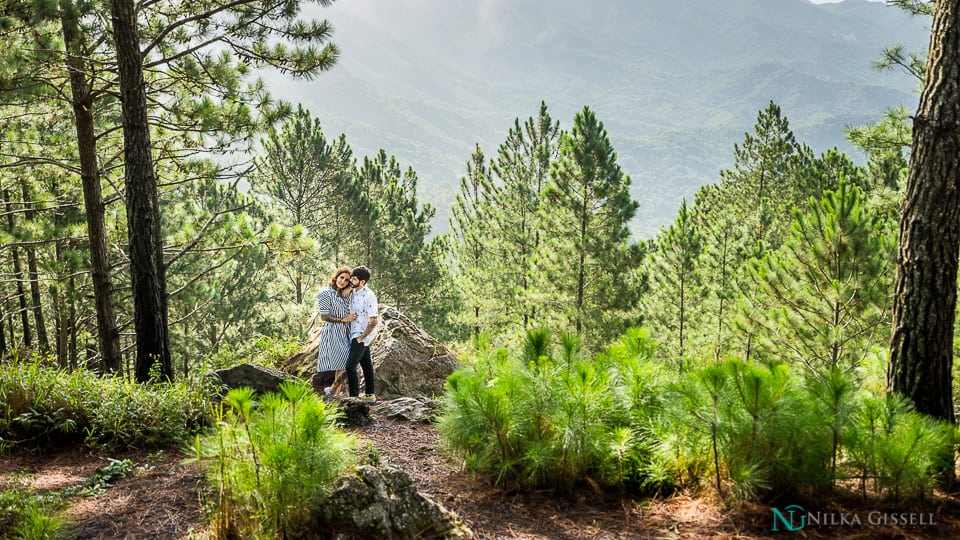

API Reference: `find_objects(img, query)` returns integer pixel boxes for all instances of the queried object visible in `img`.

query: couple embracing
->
[315,265,379,402]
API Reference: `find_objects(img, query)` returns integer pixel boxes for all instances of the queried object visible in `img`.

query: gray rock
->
[377,397,437,423]
[369,306,460,399]
[212,363,295,395]
[313,465,472,539]
[330,396,374,428]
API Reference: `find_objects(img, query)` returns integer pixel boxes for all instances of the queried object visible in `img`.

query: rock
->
[330,397,374,428]
[212,363,296,395]
[282,305,460,400]
[285,330,324,378]
[370,307,460,400]
[377,397,437,423]
[312,465,473,539]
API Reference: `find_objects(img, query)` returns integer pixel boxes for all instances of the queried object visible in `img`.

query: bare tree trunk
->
[61,11,124,375]
[109,0,172,382]
[17,176,49,352]
[4,189,32,348]
[68,275,78,369]
[5,309,13,352]
[888,0,960,485]
[24,242,49,353]
[0,295,6,355]
[53,237,69,367]
[888,0,960,423]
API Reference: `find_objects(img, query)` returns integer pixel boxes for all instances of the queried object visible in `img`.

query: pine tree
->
[110,0,341,381]
[163,178,280,368]
[889,0,960,431]
[641,199,703,362]
[342,150,439,318]
[691,184,749,362]
[545,106,640,347]
[0,3,124,372]
[448,144,495,339]
[254,106,353,304]
[794,148,868,204]
[718,101,807,247]
[744,181,894,376]
[488,102,560,332]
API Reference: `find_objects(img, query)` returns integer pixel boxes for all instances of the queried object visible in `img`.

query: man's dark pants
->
[346,339,374,396]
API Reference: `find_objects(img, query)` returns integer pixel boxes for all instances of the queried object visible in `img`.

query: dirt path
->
[3,414,959,539]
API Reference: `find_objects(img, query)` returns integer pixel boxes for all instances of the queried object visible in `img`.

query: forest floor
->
[3,410,960,539]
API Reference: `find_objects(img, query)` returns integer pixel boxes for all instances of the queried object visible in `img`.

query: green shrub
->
[440,328,669,493]
[0,482,70,540]
[190,381,357,539]
[0,357,209,451]
[660,357,951,502]
[442,328,953,503]
[845,392,952,502]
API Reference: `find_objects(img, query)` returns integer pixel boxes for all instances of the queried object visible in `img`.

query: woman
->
[316,266,356,395]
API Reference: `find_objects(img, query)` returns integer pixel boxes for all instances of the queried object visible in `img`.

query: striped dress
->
[316,286,351,371]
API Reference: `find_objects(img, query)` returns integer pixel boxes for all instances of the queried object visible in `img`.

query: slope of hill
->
[265,0,928,237]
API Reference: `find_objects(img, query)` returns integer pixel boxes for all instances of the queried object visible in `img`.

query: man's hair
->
[351,265,371,282]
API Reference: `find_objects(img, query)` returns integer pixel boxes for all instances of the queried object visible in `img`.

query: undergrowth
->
[0,357,211,452]
[189,380,357,539]
[440,328,956,503]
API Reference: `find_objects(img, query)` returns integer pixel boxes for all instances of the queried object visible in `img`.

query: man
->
[345,265,379,401]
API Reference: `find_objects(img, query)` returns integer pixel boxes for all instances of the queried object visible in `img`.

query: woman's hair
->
[328,266,353,289]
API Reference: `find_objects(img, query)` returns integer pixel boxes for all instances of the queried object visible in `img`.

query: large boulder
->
[311,465,472,539]
[283,305,460,400]
[212,363,296,395]
[370,306,459,399]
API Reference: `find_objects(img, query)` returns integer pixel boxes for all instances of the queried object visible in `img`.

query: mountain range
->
[264,0,930,237]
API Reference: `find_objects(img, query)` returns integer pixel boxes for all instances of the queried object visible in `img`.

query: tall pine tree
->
[488,102,561,333]
[545,106,640,347]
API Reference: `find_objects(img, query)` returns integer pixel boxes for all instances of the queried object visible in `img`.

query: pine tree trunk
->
[0,297,6,355]
[53,241,68,367]
[889,0,960,429]
[5,312,13,352]
[17,177,48,352]
[24,238,49,353]
[4,189,31,348]
[68,274,78,369]
[61,13,124,375]
[109,0,173,382]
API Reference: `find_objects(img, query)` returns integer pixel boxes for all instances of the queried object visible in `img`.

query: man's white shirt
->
[349,287,379,346]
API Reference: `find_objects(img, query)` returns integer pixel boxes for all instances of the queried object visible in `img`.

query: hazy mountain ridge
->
[274,0,928,237]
